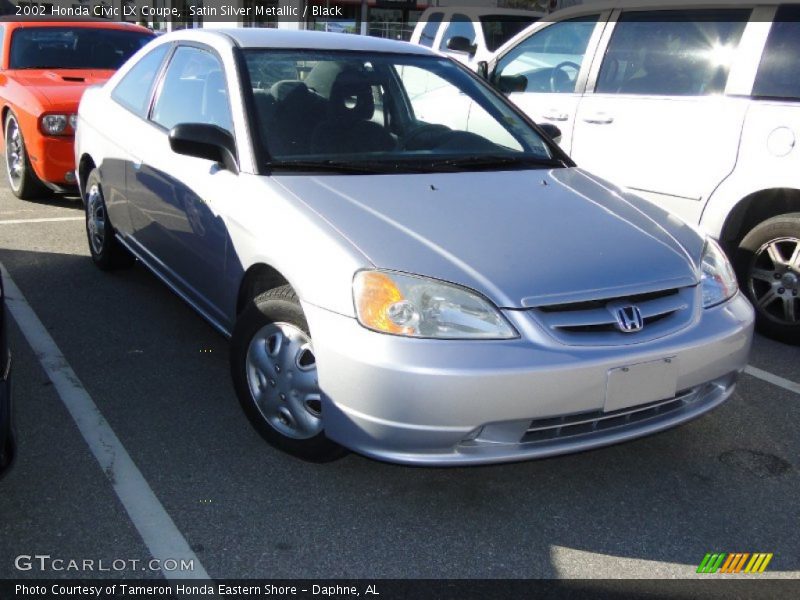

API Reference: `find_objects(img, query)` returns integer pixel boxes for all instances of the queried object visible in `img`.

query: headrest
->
[328,70,376,122]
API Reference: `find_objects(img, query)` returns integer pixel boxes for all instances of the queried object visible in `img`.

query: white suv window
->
[753,5,800,101]
[439,14,476,52]
[418,12,443,48]
[596,9,750,96]
[493,16,599,94]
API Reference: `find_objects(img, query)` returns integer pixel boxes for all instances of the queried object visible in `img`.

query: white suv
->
[410,7,543,70]
[488,1,800,344]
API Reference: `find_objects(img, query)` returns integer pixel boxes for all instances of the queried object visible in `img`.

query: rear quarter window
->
[111,44,170,117]
[753,5,800,101]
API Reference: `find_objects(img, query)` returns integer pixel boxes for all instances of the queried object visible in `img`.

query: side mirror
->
[168,123,238,174]
[538,123,562,145]
[476,61,489,80]
[446,36,477,56]
[497,74,528,94]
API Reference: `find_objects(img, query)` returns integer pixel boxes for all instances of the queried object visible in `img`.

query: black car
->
[0,274,13,477]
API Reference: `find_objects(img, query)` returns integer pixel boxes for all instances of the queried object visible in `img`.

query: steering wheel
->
[401,123,452,151]
[549,61,581,93]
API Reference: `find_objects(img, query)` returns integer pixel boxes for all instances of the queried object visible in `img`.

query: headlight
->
[353,270,517,339]
[40,114,68,135]
[69,114,78,130]
[701,238,737,308]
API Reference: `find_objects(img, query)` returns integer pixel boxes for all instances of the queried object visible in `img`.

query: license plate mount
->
[605,357,678,413]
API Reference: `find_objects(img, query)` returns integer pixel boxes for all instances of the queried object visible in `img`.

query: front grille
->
[520,385,710,445]
[530,286,697,345]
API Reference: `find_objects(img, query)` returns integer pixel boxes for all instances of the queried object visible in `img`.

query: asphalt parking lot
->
[0,175,798,582]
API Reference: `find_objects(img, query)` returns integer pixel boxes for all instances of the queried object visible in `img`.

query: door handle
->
[583,113,614,124]
[542,110,569,122]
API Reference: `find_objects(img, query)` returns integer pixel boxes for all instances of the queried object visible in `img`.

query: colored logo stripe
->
[698,553,773,573]
[745,553,773,573]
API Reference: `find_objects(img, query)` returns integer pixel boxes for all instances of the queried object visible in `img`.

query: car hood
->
[8,69,113,106]
[274,168,705,308]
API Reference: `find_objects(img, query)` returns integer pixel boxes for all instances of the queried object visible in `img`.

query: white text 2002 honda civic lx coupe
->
[75,28,754,465]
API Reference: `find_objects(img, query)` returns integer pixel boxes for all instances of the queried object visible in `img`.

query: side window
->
[596,9,750,96]
[111,44,169,117]
[151,46,233,134]
[439,14,476,51]
[419,12,444,48]
[494,16,599,94]
[753,5,800,100]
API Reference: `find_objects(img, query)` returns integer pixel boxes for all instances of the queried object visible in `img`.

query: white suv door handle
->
[583,113,614,125]
[542,110,569,122]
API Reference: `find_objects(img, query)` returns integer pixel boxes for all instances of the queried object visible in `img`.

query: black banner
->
[2,579,799,600]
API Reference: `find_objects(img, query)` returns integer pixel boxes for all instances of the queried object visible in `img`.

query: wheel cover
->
[5,118,24,191]
[748,236,800,325]
[86,184,107,256]
[245,322,323,440]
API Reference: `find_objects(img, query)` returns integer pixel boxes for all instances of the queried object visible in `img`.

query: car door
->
[738,4,800,189]
[490,13,608,155]
[571,8,753,224]
[125,44,236,325]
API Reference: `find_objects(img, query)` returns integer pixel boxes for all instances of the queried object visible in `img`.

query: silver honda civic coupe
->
[75,28,754,465]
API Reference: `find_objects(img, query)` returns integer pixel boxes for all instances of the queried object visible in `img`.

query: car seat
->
[265,80,326,156]
[309,70,395,155]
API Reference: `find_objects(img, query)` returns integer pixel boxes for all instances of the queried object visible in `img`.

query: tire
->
[84,168,134,270]
[230,285,346,462]
[4,112,48,200]
[735,213,800,345]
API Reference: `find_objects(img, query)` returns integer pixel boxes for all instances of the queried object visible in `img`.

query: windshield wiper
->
[433,154,563,171]
[267,155,565,175]
[267,160,394,174]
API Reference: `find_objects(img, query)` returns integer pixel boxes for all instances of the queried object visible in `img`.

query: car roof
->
[168,27,435,56]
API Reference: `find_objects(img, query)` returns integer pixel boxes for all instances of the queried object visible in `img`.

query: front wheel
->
[230,285,346,462]
[84,169,134,270]
[5,112,47,200]
[735,213,800,345]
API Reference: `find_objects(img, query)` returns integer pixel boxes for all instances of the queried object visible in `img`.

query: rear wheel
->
[230,285,346,462]
[4,112,47,200]
[735,213,800,345]
[84,169,134,270]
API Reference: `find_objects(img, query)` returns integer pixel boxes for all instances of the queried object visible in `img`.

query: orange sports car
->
[0,21,154,199]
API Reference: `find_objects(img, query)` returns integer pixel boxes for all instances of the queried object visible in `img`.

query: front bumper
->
[28,134,77,188]
[305,292,754,465]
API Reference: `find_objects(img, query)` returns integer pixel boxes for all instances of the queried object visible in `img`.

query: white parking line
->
[745,365,800,396]
[0,217,83,225]
[0,263,210,581]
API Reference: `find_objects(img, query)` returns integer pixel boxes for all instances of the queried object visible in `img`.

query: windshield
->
[480,16,540,52]
[10,27,154,70]
[243,50,558,174]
